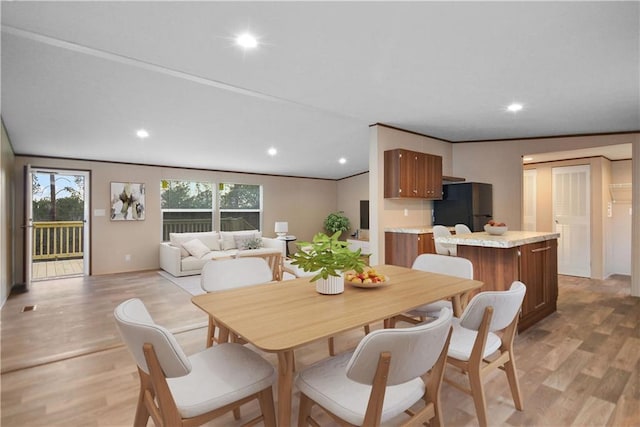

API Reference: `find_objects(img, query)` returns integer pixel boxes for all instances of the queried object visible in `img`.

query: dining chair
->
[391,254,474,327]
[296,307,453,427]
[201,258,274,347]
[114,298,277,427]
[454,223,472,235]
[445,281,526,427]
[432,225,457,256]
[236,250,284,281]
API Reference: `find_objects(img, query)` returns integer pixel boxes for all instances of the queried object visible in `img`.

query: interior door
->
[27,167,90,283]
[552,165,591,277]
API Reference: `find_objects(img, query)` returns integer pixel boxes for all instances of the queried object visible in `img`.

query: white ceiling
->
[2,2,638,179]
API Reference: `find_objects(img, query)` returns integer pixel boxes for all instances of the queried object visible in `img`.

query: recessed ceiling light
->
[339,157,347,164]
[268,147,277,156]
[236,33,258,49]
[507,103,523,112]
[136,129,149,139]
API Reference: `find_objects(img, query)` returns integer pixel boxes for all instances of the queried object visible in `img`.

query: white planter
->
[315,273,344,295]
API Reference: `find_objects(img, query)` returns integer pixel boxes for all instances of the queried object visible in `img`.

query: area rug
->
[158,271,205,295]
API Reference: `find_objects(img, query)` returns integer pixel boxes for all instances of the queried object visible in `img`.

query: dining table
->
[191,263,483,426]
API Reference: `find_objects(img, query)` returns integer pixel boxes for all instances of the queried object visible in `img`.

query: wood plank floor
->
[1,271,638,426]
[32,259,84,280]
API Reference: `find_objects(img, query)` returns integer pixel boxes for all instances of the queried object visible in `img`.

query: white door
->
[552,165,591,277]
[523,169,537,231]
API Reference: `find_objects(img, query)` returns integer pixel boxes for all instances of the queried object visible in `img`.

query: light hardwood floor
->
[1,271,638,426]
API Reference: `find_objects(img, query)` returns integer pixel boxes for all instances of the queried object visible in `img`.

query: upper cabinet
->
[384,149,442,199]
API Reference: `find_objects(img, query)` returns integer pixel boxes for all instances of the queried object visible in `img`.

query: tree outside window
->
[219,183,262,231]
[160,180,213,240]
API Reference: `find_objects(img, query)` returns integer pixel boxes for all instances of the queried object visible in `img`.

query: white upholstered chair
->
[201,258,273,347]
[236,250,283,281]
[454,223,472,235]
[432,225,457,256]
[445,281,526,427]
[391,254,474,327]
[114,298,276,427]
[296,308,453,427]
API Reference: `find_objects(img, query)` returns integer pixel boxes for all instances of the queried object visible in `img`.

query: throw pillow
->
[221,230,262,250]
[182,238,211,259]
[235,235,263,250]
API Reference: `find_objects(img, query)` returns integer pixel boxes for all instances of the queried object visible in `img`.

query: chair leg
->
[364,324,370,335]
[468,364,489,427]
[206,316,216,348]
[328,337,335,356]
[504,352,524,410]
[232,407,241,420]
[297,393,314,427]
[258,387,277,427]
[133,382,150,427]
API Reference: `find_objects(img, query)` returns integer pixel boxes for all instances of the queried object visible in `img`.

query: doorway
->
[522,169,537,231]
[552,164,591,277]
[25,166,90,287]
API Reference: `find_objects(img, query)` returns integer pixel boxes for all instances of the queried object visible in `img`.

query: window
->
[160,180,213,241]
[218,183,262,231]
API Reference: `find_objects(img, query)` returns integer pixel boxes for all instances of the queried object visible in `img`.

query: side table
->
[278,235,297,258]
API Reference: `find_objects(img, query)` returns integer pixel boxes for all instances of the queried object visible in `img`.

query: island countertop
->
[436,230,559,248]
[384,226,452,234]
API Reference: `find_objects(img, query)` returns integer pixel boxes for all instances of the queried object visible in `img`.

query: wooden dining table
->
[191,264,483,426]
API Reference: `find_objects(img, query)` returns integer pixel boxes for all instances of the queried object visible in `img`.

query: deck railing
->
[162,217,257,241]
[33,221,84,261]
[162,219,213,241]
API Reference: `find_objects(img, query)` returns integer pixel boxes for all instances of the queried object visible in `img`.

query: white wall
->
[337,172,369,239]
[1,122,15,307]
[611,160,633,275]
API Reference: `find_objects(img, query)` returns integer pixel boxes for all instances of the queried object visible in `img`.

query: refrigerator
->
[432,182,493,231]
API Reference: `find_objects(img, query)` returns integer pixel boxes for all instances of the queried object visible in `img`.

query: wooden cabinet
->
[424,153,442,199]
[518,240,558,330]
[384,149,442,199]
[385,232,436,268]
[456,238,558,332]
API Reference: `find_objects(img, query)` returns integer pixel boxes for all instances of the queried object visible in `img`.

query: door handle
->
[531,246,551,253]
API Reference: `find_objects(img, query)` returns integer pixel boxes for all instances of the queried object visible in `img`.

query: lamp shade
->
[275,221,288,234]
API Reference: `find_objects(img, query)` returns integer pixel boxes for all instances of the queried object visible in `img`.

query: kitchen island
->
[436,230,560,331]
[384,226,443,267]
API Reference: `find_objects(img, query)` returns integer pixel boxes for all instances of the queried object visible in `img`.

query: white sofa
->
[159,230,285,277]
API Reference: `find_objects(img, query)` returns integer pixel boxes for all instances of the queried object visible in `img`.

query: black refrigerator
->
[432,182,493,231]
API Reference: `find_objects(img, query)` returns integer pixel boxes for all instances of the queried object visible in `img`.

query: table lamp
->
[275,221,288,238]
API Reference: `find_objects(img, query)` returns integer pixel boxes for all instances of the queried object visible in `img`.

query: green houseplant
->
[324,211,351,236]
[290,231,365,283]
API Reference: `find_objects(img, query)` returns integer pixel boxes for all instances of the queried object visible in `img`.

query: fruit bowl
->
[484,224,508,235]
[344,269,391,288]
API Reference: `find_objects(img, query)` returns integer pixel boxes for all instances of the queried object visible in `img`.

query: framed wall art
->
[110,182,145,220]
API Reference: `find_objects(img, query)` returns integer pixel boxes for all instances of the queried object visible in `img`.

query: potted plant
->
[323,211,351,237]
[290,231,365,294]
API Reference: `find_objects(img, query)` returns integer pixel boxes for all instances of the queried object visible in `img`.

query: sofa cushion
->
[170,232,220,257]
[182,239,211,259]
[220,231,261,250]
[235,234,263,250]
